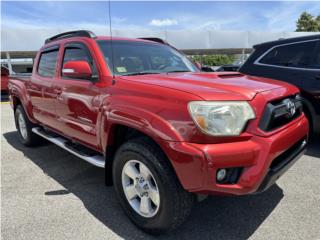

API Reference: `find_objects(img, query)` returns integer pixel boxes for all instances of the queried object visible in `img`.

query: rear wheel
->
[14,105,40,146]
[113,138,194,234]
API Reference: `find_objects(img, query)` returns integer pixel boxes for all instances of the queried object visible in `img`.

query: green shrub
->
[190,55,235,66]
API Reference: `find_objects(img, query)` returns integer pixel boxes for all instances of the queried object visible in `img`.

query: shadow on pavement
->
[1,93,9,102]
[4,131,284,240]
[305,134,320,158]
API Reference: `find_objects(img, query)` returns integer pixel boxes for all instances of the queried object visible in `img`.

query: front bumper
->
[161,115,309,195]
[255,137,307,193]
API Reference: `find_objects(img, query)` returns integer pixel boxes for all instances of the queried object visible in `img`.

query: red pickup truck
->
[9,30,309,234]
[1,66,10,93]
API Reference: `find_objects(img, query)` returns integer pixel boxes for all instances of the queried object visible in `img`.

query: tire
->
[303,108,318,141]
[113,137,194,234]
[14,105,40,147]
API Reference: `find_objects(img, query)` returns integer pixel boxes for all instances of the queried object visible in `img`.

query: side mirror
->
[194,62,202,70]
[62,61,92,79]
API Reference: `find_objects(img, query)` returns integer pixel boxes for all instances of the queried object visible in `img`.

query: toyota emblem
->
[286,100,296,117]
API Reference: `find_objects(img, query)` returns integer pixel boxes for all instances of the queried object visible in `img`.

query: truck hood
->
[120,72,286,101]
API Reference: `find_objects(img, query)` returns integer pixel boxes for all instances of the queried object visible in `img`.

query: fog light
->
[217,169,227,182]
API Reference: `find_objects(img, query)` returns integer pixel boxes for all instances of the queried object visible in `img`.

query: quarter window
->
[63,47,91,64]
[259,41,318,69]
[38,50,59,77]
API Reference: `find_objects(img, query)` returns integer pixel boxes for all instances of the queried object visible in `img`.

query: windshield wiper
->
[123,71,162,76]
[123,70,191,76]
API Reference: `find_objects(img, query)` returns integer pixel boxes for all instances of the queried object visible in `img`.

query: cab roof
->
[43,30,165,46]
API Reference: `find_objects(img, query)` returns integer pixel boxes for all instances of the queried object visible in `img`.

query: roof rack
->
[138,37,168,45]
[45,30,96,44]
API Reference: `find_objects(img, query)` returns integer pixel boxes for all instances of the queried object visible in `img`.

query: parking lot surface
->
[1,102,320,240]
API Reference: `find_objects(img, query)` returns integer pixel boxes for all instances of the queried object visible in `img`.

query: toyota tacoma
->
[8,30,309,234]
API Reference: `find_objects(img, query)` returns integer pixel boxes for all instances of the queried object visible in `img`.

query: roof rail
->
[45,30,96,44]
[138,37,168,44]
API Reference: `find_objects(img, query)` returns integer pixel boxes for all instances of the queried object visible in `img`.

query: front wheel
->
[113,138,194,234]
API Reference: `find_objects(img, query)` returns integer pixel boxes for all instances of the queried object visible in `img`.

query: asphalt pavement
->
[1,102,320,240]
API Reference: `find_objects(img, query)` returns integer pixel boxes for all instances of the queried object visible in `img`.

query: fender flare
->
[10,91,37,124]
[99,104,184,154]
[99,105,205,189]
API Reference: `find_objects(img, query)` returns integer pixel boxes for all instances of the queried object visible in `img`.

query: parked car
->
[216,63,240,72]
[9,30,309,234]
[240,34,320,133]
[201,65,216,72]
[1,66,10,93]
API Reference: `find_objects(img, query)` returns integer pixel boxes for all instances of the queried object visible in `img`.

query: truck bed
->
[9,73,32,81]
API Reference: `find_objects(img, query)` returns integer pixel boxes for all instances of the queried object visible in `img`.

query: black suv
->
[240,34,320,133]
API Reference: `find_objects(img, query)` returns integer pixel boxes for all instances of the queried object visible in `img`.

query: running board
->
[32,127,105,168]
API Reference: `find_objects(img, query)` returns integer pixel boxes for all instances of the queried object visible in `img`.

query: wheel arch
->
[11,94,37,124]
[103,123,179,186]
[11,95,22,111]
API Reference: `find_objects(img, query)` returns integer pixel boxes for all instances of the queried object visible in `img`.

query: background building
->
[1,29,313,74]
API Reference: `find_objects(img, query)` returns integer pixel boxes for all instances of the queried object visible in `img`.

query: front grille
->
[259,95,303,132]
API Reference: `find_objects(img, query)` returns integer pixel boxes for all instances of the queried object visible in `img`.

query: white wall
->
[1,26,315,52]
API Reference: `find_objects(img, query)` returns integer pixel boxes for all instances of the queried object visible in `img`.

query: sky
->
[2,1,320,32]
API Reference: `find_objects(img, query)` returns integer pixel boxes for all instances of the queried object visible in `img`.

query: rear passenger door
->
[29,46,60,128]
[256,40,319,88]
[53,42,101,150]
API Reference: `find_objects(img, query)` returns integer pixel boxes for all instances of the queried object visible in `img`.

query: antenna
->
[108,0,115,78]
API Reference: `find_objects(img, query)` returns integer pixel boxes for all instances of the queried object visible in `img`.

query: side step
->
[32,127,105,168]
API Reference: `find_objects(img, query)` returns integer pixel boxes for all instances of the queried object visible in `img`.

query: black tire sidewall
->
[15,105,33,145]
[113,144,179,233]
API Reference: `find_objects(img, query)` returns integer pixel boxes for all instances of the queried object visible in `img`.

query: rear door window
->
[37,49,59,77]
[309,42,320,69]
[258,40,318,69]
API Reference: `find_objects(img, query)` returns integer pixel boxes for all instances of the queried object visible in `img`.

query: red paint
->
[62,61,92,79]
[1,67,9,92]
[8,35,309,195]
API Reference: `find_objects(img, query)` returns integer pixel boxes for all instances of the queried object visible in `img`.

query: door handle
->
[77,116,93,124]
[57,96,64,101]
[315,75,320,80]
[53,89,62,94]
[29,85,39,90]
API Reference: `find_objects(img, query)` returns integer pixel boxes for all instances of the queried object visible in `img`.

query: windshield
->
[97,40,198,76]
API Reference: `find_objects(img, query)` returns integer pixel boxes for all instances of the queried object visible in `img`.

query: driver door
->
[53,41,101,150]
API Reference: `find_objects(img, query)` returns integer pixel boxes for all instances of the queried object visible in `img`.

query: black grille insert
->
[259,95,303,132]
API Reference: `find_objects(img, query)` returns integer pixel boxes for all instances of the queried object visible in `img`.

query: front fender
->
[100,104,184,153]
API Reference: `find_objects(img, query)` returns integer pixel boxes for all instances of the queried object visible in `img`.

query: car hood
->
[120,72,286,101]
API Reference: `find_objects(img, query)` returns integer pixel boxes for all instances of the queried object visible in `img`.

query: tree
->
[191,55,235,66]
[316,15,320,29]
[296,12,320,32]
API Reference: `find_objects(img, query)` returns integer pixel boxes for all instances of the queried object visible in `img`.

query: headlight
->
[188,101,255,136]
